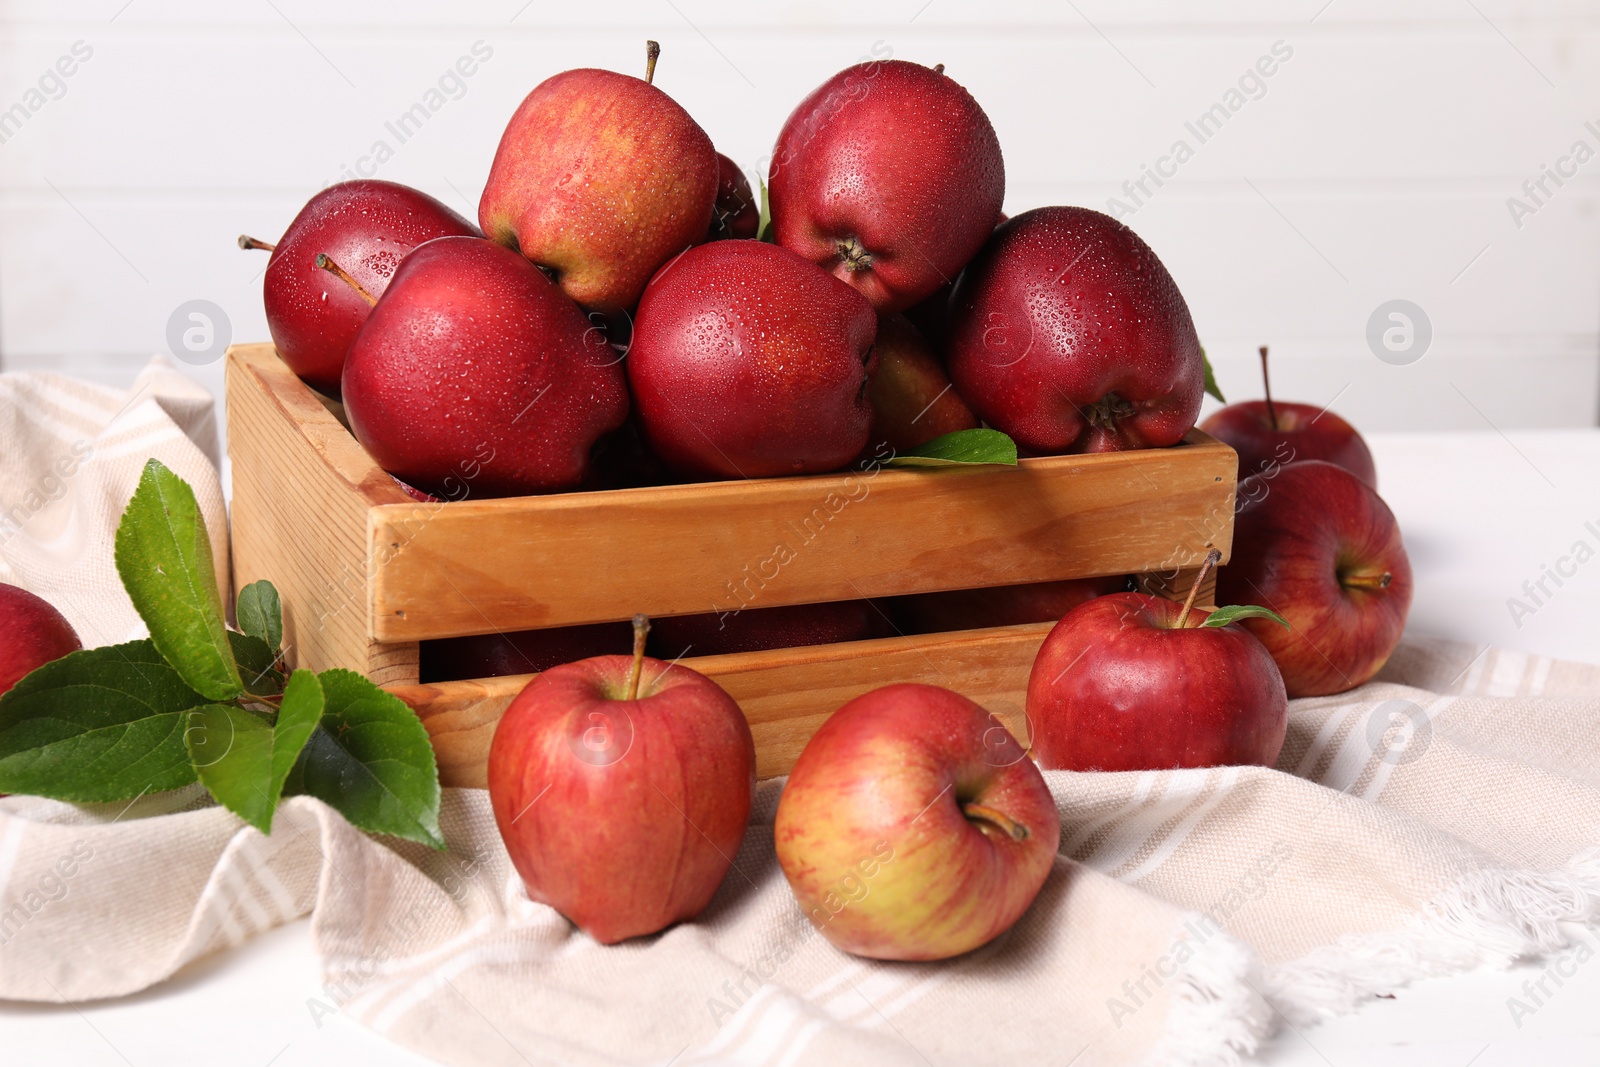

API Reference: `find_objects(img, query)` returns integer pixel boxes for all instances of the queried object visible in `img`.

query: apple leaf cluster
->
[0,459,443,848]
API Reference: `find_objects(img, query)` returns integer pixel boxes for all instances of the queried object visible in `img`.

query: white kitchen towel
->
[2,365,1598,1066]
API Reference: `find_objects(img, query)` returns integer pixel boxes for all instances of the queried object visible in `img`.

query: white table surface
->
[7,428,1599,1066]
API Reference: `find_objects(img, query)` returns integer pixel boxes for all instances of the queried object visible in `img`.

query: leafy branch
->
[0,459,442,848]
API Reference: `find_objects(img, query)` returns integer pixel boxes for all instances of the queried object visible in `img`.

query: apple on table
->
[775,682,1059,961]
[1027,551,1289,772]
[488,616,756,944]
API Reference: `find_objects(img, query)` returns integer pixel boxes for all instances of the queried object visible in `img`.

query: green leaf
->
[757,178,774,243]
[885,428,1019,468]
[114,459,242,702]
[1203,604,1290,629]
[1202,346,1226,404]
[229,631,284,698]
[236,580,283,654]
[184,669,323,834]
[284,669,443,849]
[0,640,204,802]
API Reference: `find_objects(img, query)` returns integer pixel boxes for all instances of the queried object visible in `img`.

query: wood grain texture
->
[225,344,419,684]
[392,622,1058,787]
[369,433,1236,641]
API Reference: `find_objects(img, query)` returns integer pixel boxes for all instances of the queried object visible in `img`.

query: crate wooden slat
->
[227,344,419,686]
[225,343,1237,778]
[364,418,1236,644]
[391,621,1055,787]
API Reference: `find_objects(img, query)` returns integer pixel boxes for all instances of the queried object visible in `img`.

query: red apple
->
[947,206,1204,454]
[1200,346,1377,486]
[0,584,82,696]
[1217,461,1412,697]
[707,152,759,241]
[893,575,1127,635]
[420,621,633,682]
[769,59,1004,312]
[340,236,629,497]
[865,314,978,453]
[479,44,717,314]
[1027,554,1288,771]
[774,683,1059,961]
[241,180,478,393]
[488,618,755,944]
[649,601,891,659]
[628,240,876,479]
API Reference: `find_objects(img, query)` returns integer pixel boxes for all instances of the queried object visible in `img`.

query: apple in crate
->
[865,314,977,452]
[649,601,891,659]
[707,152,759,241]
[1200,346,1377,486]
[420,621,633,682]
[340,236,629,498]
[628,240,876,479]
[479,42,716,314]
[1027,552,1288,771]
[893,575,1126,634]
[775,683,1058,961]
[770,59,1004,311]
[0,584,82,696]
[240,180,477,393]
[1217,461,1412,697]
[947,206,1204,454]
[488,617,755,944]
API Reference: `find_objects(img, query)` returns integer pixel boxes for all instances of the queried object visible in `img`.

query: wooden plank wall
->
[1,1,1597,433]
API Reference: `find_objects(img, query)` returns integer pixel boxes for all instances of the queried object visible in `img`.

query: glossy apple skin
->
[488,655,755,944]
[342,236,629,498]
[893,575,1128,635]
[260,180,477,393]
[0,584,82,696]
[769,60,1004,312]
[866,314,978,453]
[479,68,716,314]
[419,621,632,682]
[947,206,1204,454]
[707,152,759,241]
[776,684,1058,960]
[649,601,892,659]
[628,240,877,479]
[1201,400,1377,487]
[1027,593,1287,771]
[1217,460,1412,697]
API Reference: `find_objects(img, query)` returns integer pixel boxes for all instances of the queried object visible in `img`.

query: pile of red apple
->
[229,48,1417,960]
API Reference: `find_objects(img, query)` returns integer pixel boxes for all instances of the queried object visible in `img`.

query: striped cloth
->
[2,364,1598,1065]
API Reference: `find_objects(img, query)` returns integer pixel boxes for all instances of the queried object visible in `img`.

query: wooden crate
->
[226,344,1237,785]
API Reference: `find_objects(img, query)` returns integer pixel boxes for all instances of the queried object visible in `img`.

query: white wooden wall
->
[1,0,1597,434]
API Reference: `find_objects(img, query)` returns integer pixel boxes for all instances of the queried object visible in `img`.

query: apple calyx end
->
[837,236,873,274]
[1081,392,1137,432]
[961,801,1029,842]
[315,253,378,307]
[238,234,276,252]
[625,614,651,701]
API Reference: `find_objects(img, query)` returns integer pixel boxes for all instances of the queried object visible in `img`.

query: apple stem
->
[933,63,946,74]
[1174,548,1223,629]
[315,253,377,307]
[961,802,1029,841]
[237,235,276,252]
[1344,572,1394,591]
[645,40,660,85]
[625,614,650,701]
[1260,345,1278,431]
